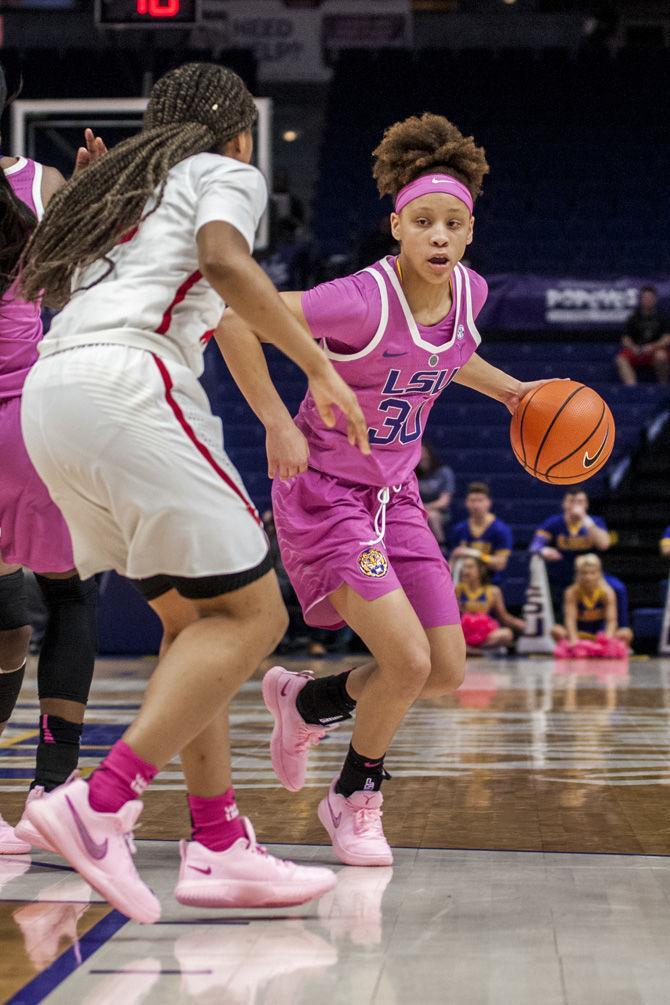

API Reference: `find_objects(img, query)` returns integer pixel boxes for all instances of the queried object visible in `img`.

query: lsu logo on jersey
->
[358,548,388,578]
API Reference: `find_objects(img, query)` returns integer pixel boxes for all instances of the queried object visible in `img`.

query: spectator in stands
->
[551,553,632,648]
[415,442,454,545]
[530,488,629,627]
[616,285,670,386]
[449,482,513,583]
[356,215,398,271]
[660,525,670,559]
[258,219,312,292]
[270,166,305,234]
[456,556,525,655]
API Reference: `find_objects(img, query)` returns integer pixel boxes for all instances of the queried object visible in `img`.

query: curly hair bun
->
[372,113,489,202]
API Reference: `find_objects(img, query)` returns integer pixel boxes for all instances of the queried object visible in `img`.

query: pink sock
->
[88,739,158,813]
[188,788,246,852]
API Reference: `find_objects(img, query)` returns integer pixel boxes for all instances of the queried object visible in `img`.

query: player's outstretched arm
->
[454,353,563,415]
[215,311,310,479]
[199,222,369,456]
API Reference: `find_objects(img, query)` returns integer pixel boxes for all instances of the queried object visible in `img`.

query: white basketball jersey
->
[39,153,267,376]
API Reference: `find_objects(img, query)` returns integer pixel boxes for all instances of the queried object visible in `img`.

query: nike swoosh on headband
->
[583,427,610,468]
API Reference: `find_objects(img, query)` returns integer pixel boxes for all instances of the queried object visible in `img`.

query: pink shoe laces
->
[243,818,294,869]
[294,722,328,754]
[353,806,385,838]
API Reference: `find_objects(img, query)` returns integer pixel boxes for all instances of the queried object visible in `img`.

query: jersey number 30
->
[368,367,459,446]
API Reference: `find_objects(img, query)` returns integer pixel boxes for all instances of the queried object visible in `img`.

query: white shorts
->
[21,344,269,583]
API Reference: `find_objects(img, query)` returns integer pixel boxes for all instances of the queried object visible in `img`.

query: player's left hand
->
[506,378,569,416]
[266,420,310,480]
[73,128,108,174]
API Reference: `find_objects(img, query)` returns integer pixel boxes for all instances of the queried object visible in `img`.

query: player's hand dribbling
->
[308,362,371,456]
[506,378,570,416]
[266,421,310,480]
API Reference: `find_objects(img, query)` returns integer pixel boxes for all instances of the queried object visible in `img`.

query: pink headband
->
[394,174,474,215]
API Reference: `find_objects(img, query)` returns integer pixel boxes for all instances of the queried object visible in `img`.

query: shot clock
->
[95,0,202,27]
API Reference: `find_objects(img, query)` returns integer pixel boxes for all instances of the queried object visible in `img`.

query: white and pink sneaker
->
[15,786,57,853]
[24,776,160,924]
[262,666,332,792]
[0,813,31,855]
[317,779,393,867]
[175,818,337,908]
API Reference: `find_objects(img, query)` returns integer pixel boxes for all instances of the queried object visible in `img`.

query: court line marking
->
[0,730,39,748]
[4,908,127,1005]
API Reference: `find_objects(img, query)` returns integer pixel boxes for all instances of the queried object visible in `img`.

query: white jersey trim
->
[322,265,389,362]
[3,156,27,177]
[462,266,482,347]
[32,162,45,220]
[379,256,465,354]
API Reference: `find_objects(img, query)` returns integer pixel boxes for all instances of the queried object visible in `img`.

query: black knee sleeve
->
[34,574,97,705]
[0,663,25,723]
[0,569,29,631]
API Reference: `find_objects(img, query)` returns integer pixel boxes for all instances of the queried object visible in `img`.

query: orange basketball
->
[510,380,615,484]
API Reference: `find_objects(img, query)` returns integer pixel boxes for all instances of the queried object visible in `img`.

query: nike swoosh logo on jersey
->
[382,350,407,358]
[327,796,342,828]
[583,427,610,468]
[280,680,291,697]
[189,865,212,875]
[66,795,109,860]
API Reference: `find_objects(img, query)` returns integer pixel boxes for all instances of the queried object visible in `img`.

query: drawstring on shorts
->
[360,484,402,547]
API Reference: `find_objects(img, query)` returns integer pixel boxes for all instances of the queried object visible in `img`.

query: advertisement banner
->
[200,0,412,82]
[478,274,670,331]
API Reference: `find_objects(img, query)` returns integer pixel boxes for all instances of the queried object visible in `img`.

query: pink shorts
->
[272,468,460,630]
[0,396,74,573]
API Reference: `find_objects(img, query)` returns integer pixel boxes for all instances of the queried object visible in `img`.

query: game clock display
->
[95,0,201,27]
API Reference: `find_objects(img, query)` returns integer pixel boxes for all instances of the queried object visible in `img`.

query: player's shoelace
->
[294,723,328,753]
[353,807,385,838]
[244,820,294,869]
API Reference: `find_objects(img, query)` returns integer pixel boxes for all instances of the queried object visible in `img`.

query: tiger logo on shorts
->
[358,548,388,578]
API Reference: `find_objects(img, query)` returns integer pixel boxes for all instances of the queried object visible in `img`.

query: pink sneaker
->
[24,776,160,924]
[15,787,57,853]
[317,780,393,867]
[0,813,31,855]
[262,666,331,792]
[175,818,337,908]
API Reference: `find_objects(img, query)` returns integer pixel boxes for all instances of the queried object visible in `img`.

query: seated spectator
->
[456,556,525,654]
[416,442,454,545]
[616,285,670,386]
[449,482,513,583]
[530,488,629,627]
[660,525,670,559]
[551,554,632,648]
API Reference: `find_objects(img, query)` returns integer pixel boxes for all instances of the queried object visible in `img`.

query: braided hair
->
[0,63,37,298]
[372,113,489,204]
[21,62,257,308]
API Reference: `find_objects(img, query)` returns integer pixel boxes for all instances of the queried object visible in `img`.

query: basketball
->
[510,380,615,484]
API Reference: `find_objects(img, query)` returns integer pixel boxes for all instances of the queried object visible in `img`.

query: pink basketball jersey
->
[295,257,483,486]
[0,157,44,400]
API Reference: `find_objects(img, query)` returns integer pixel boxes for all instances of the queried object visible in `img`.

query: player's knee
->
[389,644,433,697]
[0,625,32,671]
[425,653,466,697]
